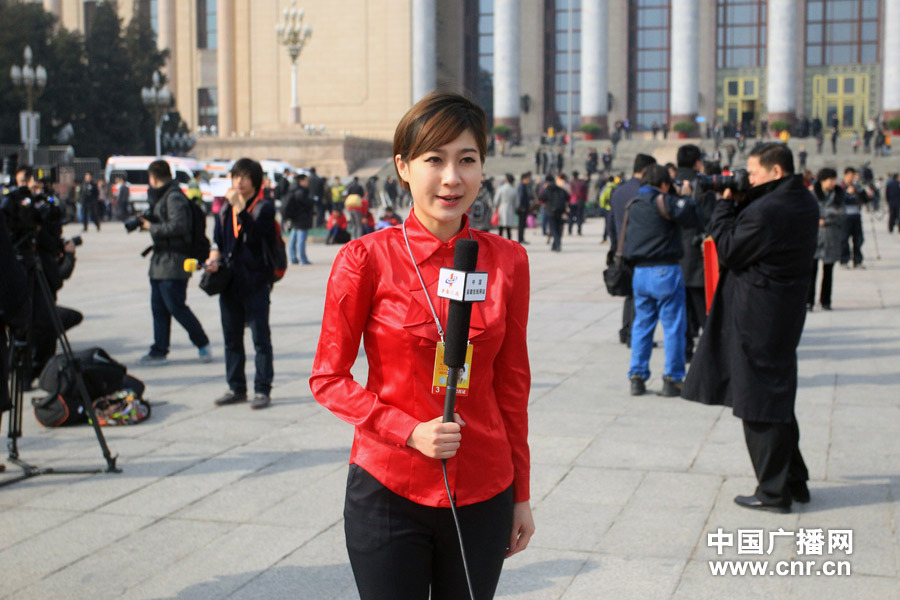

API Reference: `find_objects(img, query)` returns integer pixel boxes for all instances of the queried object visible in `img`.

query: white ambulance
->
[105,156,213,213]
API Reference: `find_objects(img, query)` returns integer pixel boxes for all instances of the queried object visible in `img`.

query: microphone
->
[441,239,480,423]
[184,258,203,273]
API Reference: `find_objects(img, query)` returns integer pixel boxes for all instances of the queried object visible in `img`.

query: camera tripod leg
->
[32,268,120,473]
[2,261,120,487]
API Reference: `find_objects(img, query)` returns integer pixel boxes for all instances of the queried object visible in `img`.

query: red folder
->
[702,237,719,314]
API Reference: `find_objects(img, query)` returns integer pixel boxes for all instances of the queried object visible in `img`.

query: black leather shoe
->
[630,375,646,396]
[789,482,810,503]
[661,376,682,397]
[734,494,791,513]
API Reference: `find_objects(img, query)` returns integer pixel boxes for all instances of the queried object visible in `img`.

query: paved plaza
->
[1,209,899,599]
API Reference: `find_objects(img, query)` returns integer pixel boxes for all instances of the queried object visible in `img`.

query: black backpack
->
[33,347,142,427]
[249,201,287,284]
[187,199,211,262]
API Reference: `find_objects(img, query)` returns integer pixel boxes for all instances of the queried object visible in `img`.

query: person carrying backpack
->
[138,160,212,366]
[205,158,276,410]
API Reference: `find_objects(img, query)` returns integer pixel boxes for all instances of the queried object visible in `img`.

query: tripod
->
[2,247,120,488]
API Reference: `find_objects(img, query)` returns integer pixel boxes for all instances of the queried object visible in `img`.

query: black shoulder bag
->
[199,211,235,296]
[603,194,671,297]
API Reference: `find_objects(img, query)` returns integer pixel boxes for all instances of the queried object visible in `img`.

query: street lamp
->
[141,71,172,156]
[275,1,312,125]
[9,45,48,165]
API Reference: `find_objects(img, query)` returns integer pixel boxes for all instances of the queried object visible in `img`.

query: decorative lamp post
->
[275,1,312,125]
[141,71,173,156]
[9,46,47,165]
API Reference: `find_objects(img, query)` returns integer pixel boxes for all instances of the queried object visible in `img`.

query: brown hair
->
[393,91,487,190]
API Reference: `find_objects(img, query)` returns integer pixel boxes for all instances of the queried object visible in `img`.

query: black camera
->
[67,235,83,247]
[694,169,751,195]
[124,216,143,233]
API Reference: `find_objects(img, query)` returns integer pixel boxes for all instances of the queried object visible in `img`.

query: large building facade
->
[41,0,900,141]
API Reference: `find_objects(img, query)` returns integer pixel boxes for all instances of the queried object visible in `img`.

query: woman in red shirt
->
[310,92,534,599]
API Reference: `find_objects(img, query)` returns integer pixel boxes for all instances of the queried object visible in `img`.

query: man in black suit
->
[682,143,819,513]
[884,173,900,233]
[608,153,657,346]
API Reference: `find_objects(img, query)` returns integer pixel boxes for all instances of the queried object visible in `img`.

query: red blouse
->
[310,209,531,507]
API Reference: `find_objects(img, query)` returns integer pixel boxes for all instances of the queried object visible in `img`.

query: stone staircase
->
[346,134,897,192]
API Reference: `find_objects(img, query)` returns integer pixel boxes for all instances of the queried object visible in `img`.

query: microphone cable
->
[442,457,476,600]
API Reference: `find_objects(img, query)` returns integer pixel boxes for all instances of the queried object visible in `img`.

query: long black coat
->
[682,175,819,423]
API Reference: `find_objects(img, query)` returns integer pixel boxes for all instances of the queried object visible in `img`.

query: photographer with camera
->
[674,145,718,362]
[1,209,30,425]
[623,165,701,397]
[137,160,212,366]
[682,143,819,513]
[1,169,83,382]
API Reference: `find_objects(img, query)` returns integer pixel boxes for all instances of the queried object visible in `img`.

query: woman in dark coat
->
[808,168,844,310]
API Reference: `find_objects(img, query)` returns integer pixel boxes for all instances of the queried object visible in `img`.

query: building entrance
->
[812,74,869,136]
[723,77,760,137]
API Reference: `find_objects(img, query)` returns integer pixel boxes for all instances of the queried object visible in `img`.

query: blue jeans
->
[149,279,209,357]
[629,265,687,381]
[289,227,309,264]
[219,285,273,395]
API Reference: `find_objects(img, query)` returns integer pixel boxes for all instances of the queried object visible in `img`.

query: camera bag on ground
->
[33,347,142,427]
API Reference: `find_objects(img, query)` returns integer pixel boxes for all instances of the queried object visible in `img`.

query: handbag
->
[603,198,635,297]
[199,262,232,296]
[490,207,500,227]
[603,194,672,297]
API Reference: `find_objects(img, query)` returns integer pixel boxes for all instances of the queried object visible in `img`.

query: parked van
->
[105,156,213,214]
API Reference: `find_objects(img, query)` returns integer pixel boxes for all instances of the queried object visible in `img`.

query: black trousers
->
[620,295,634,345]
[888,202,900,233]
[516,210,527,242]
[684,286,706,357]
[344,464,513,600]
[808,261,834,308]
[743,415,808,506]
[840,214,864,266]
[219,285,273,395]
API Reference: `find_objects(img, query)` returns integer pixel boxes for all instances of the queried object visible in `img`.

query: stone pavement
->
[1,210,898,600]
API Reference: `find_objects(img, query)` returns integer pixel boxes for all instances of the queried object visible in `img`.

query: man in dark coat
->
[608,153,657,346]
[675,145,717,361]
[538,174,569,252]
[886,173,900,233]
[516,171,533,244]
[0,210,30,420]
[139,160,211,366]
[79,172,100,232]
[682,143,819,513]
[282,173,314,265]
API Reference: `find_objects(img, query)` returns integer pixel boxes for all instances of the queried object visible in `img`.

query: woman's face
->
[395,130,483,240]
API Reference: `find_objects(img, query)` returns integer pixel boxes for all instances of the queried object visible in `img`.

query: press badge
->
[432,342,473,395]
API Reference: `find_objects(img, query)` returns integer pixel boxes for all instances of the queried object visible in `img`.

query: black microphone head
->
[453,238,479,272]
[444,239,479,369]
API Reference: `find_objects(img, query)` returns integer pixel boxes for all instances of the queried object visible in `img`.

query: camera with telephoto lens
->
[124,216,144,233]
[67,235,83,247]
[693,169,751,195]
